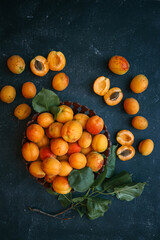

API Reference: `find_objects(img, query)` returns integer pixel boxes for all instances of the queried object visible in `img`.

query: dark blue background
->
[0,0,159,239]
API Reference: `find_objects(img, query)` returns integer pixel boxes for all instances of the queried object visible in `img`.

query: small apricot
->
[30,56,49,77]
[73,113,89,129]
[132,116,148,130]
[22,82,36,99]
[124,98,139,115]
[14,103,31,120]
[86,115,104,135]
[56,105,73,123]
[45,175,56,183]
[22,142,39,162]
[104,87,123,106]
[69,153,87,169]
[45,128,52,138]
[92,134,108,153]
[57,154,69,161]
[78,131,92,148]
[52,176,71,194]
[61,120,83,143]
[130,74,148,93]
[52,72,69,91]
[40,146,56,160]
[117,145,135,161]
[49,122,63,138]
[116,130,134,146]
[47,51,66,71]
[37,135,49,148]
[93,76,110,96]
[0,85,16,103]
[26,124,44,143]
[108,56,129,75]
[81,145,93,155]
[87,152,104,172]
[43,157,61,175]
[29,160,46,178]
[59,161,73,176]
[7,55,25,74]
[50,138,69,156]
[67,142,81,155]
[37,113,54,128]
[138,139,154,156]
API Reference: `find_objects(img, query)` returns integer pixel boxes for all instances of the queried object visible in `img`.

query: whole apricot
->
[92,134,108,152]
[0,85,16,103]
[29,160,46,178]
[50,138,69,156]
[57,154,69,161]
[67,142,81,155]
[116,130,134,146]
[22,142,39,162]
[108,56,129,75]
[61,120,83,143]
[73,113,89,129]
[45,128,53,138]
[43,157,61,175]
[123,98,139,115]
[132,116,148,130]
[138,139,154,156]
[81,145,93,155]
[26,124,44,143]
[14,103,31,120]
[104,87,123,106]
[45,175,56,183]
[7,55,25,74]
[22,82,36,99]
[30,56,49,77]
[52,176,71,194]
[56,105,73,123]
[93,76,110,96]
[59,161,73,176]
[69,153,87,169]
[37,113,54,128]
[86,115,104,135]
[87,152,104,172]
[52,72,69,91]
[40,146,56,160]
[117,145,135,161]
[130,74,148,93]
[49,122,63,138]
[37,134,49,148]
[78,131,92,148]
[47,51,66,71]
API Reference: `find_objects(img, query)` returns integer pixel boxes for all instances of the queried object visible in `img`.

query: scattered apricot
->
[0,85,16,103]
[92,134,108,153]
[30,56,49,77]
[52,176,71,194]
[40,146,56,161]
[22,82,36,99]
[61,120,83,143]
[87,152,104,172]
[47,51,66,71]
[104,87,123,106]
[50,138,69,156]
[132,116,148,130]
[57,154,69,161]
[37,113,54,128]
[81,145,93,155]
[116,130,134,146]
[86,115,104,135]
[117,145,135,161]
[7,55,25,74]
[59,161,73,176]
[22,142,39,162]
[29,160,46,178]
[49,122,63,138]
[93,76,110,96]
[56,105,74,123]
[130,74,148,93]
[37,134,49,148]
[45,175,56,183]
[73,113,89,129]
[52,72,69,91]
[78,131,92,148]
[123,98,139,115]
[138,139,154,156]
[43,157,61,175]
[108,56,129,75]
[26,124,44,143]
[67,142,81,155]
[69,153,87,169]
[14,103,31,120]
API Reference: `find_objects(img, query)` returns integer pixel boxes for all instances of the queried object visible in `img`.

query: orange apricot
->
[45,175,56,183]
[57,154,69,161]
[117,145,135,161]
[104,87,123,106]
[108,56,129,75]
[40,146,56,161]
[130,74,148,93]
[45,128,53,139]
[52,72,69,91]
[29,160,46,178]
[49,122,63,138]
[22,142,39,162]
[132,116,148,130]
[93,76,110,96]
[69,153,87,169]
[43,157,61,175]
[37,134,49,148]
[52,176,71,194]
[73,113,89,129]
[92,134,108,153]
[87,152,104,172]
[81,145,93,155]
[22,82,36,99]
[124,98,139,115]
[56,105,73,123]
[138,139,154,156]
[47,51,66,71]
[37,113,54,128]
[59,161,73,176]
[30,56,49,77]
[116,130,134,146]
[67,142,81,155]
[26,124,44,143]
[1,85,16,103]
[50,138,69,156]
[7,55,25,74]
[86,115,104,135]
[61,120,83,143]
[78,131,92,148]
[14,103,31,120]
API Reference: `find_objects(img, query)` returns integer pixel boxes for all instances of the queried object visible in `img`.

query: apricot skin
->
[73,113,89,129]
[57,154,69,161]
[92,134,108,153]
[93,76,110,96]
[69,153,87,169]
[47,51,66,71]
[108,56,129,75]
[67,142,81,155]
[43,157,61,175]
[50,138,69,156]
[56,105,74,123]
[26,124,44,143]
[52,72,69,91]
[132,116,148,130]
[138,139,154,156]
[81,145,93,155]
[37,135,49,148]
[87,152,104,172]
[40,147,56,161]
[22,142,39,162]
[7,55,25,74]
[59,161,73,176]
[123,98,139,115]
[61,120,83,143]
[86,115,104,135]
[78,131,92,148]
[45,175,56,183]
[130,74,148,93]
[22,82,36,99]
[37,113,54,128]
[1,85,16,103]
[29,160,46,178]
[52,176,71,194]
[116,130,134,146]
[14,103,31,120]
[49,122,63,138]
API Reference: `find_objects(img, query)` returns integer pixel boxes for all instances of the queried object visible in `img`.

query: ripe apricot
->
[93,76,110,96]
[87,152,104,172]
[123,98,139,115]
[50,138,69,156]
[47,51,66,71]
[56,105,74,123]
[61,120,83,143]
[45,128,52,138]
[138,139,154,156]
[104,87,123,106]
[67,142,81,155]
[117,146,135,161]
[26,124,44,143]
[108,56,129,75]
[81,145,93,155]
[92,134,108,153]
[49,122,63,138]
[30,56,49,77]
[45,175,56,183]
[37,135,49,148]
[130,74,148,93]
[22,142,39,162]
[57,154,69,161]
[69,153,87,169]
[132,116,148,130]
[52,176,71,194]
[86,115,104,135]
[22,82,36,99]
[59,161,73,176]
[37,113,54,128]
[43,157,61,175]
[78,131,92,148]
[7,55,25,74]
[29,160,46,178]
[40,146,56,160]
[73,113,89,129]
[0,85,16,103]
[14,103,31,120]
[116,130,134,146]
[52,72,69,91]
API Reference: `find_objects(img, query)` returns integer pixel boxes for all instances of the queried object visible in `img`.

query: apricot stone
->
[104,87,123,106]
[30,56,49,77]
[117,145,135,161]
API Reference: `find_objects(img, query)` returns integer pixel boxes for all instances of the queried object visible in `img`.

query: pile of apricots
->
[22,106,108,194]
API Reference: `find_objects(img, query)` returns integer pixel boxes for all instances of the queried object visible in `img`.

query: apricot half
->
[87,152,104,172]
[61,120,83,143]
[104,87,123,106]
[124,98,139,115]
[52,72,69,91]
[50,138,69,156]
[42,157,61,175]
[116,130,134,146]
[108,56,129,75]
[73,113,89,129]
[86,115,104,135]
[138,139,154,156]
[1,85,16,103]
[7,55,25,74]
[132,116,148,130]
[92,134,108,152]
[22,82,36,99]
[117,145,135,161]
[26,124,44,143]
[93,76,110,96]
[56,105,74,123]
[30,56,49,77]
[37,113,54,128]
[69,153,87,169]
[22,142,39,162]
[52,176,71,194]
[47,51,66,71]
[130,74,148,93]
[29,160,46,178]
[59,161,73,176]
[14,103,31,120]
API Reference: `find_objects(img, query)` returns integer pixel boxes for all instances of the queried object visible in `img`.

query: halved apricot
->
[47,51,66,71]
[30,56,49,77]
[93,76,110,96]
[117,145,135,161]
[104,87,123,106]
[116,130,134,146]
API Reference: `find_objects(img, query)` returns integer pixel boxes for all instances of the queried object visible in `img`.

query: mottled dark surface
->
[0,0,160,239]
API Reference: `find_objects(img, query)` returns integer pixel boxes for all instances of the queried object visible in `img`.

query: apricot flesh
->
[50,138,69,156]
[22,142,39,162]
[43,157,61,175]
[14,103,31,120]
[93,76,110,96]
[123,98,139,115]
[30,56,49,77]
[73,113,89,129]
[52,176,71,194]
[1,85,16,103]
[22,82,36,99]
[116,130,134,146]
[49,122,63,138]
[29,160,46,178]
[52,72,69,91]
[86,115,104,135]
[130,74,148,93]
[47,51,66,71]
[117,146,135,161]
[56,105,74,123]
[7,55,25,74]
[37,113,54,128]
[61,120,83,143]
[138,139,154,156]
[78,131,92,148]
[92,134,108,153]
[59,161,73,176]
[87,152,104,172]
[132,116,148,130]
[26,124,44,143]
[104,87,123,106]
[69,153,87,169]
[108,56,129,75]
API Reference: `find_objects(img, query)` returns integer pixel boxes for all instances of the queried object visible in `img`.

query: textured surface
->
[0,0,160,239]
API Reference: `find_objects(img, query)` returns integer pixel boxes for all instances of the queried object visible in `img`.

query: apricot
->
[123,98,139,115]
[56,105,74,123]
[0,85,16,103]
[130,74,148,93]
[81,145,93,155]
[52,72,69,91]
[59,161,73,176]
[67,142,81,155]
[93,76,110,96]
[26,124,44,143]
[43,157,61,175]
[61,120,83,143]
[69,153,87,169]
[40,146,56,160]
[22,82,36,99]
[47,51,66,71]
[14,103,31,120]
[52,176,71,194]
[49,122,63,138]
[37,113,54,128]
[73,113,89,129]
[104,87,123,106]
[50,138,69,156]
[22,142,39,162]
[87,152,104,172]
[92,134,108,153]
[57,154,69,161]
[138,139,154,156]
[117,146,135,161]
[29,160,46,178]
[37,135,49,148]
[116,130,134,146]
[86,115,104,135]
[45,128,52,138]
[78,131,92,148]
[132,116,148,130]
[7,55,25,74]
[108,56,129,75]
[45,175,56,183]
[30,56,49,77]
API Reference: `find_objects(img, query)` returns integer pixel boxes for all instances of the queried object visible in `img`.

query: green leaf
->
[68,167,94,192]
[74,207,85,217]
[106,145,118,178]
[58,193,72,207]
[46,188,59,196]
[92,165,107,188]
[114,182,146,201]
[86,197,111,220]
[72,197,84,203]
[49,106,60,120]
